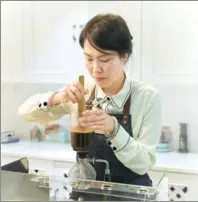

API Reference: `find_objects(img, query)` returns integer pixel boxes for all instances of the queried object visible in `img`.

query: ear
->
[120,53,128,64]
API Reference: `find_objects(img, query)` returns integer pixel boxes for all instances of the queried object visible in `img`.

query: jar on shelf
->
[156,126,172,152]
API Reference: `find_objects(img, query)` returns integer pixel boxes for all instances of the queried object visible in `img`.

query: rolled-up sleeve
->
[18,91,73,124]
[18,81,95,125]
[107,92,162,175]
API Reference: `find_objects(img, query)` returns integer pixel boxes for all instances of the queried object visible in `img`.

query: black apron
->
[69,86,152,201]
[87,86,152,186]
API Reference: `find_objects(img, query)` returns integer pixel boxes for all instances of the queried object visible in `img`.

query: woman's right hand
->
[49,81,89,106]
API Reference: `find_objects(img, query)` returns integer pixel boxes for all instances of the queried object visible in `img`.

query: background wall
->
[1,1,198,152]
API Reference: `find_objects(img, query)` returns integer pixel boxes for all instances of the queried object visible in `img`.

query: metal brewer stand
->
[1,158,167,201]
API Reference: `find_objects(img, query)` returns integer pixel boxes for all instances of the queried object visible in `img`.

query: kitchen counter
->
[1,140,198,175]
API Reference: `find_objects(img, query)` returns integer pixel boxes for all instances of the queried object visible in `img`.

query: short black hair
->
[79,13,133,58]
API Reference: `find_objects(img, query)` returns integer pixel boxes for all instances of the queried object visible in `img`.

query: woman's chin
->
[96,82,109,89]
[95,79,107,87]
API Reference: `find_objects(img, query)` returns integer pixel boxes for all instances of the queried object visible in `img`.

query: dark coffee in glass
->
[70,111,94,153]
[70,127,94,152]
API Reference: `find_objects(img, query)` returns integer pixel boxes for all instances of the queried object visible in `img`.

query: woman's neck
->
[103,71,126,96]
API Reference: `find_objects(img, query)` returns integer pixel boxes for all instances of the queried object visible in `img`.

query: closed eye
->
[85,58,111,63]
[100,59,111,63]
[87,58,93,61]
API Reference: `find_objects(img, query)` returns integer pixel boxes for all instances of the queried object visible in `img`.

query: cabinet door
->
[141,1,198,85]
[167,172,198,201]
[22,1,89,83]
[87,1,142,80]
[149,170,198,200]
[1,2,24,82]
[53,160,75,178]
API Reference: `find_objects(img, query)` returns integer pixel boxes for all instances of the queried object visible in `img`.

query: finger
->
[82,108,103,116]
[73,82,89,95]
[91,125,105,131]
[79,114,105,123]
[84,88,89,95]
[65,88,78,103]
[80,120,104,129]
[72,81,84,95]
[70,85,83,102]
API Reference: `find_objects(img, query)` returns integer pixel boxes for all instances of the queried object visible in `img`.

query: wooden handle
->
[78,75,86,113]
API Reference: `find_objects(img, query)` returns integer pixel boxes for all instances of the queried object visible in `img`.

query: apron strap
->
[86,85,131,125]
[86,86,96,109]
[121,94,131,125]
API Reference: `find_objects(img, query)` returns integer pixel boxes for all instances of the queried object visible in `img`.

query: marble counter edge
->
[1,141,198,175]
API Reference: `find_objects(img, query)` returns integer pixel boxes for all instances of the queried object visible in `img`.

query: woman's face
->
[83,39,125,89]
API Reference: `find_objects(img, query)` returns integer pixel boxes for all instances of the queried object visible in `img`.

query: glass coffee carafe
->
[70,110,94,156]
[68,110,96,189]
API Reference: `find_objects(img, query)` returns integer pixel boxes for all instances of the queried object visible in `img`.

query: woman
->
[18,13,161,187]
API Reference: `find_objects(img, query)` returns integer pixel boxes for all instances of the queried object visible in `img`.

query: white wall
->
[154,84,198,152]
[1,1,24,82]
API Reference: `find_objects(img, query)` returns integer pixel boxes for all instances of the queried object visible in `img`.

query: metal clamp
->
[88,158,111,182]
[31,176,49,188]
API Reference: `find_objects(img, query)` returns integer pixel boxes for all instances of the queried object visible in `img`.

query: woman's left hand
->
[79,108,115,134]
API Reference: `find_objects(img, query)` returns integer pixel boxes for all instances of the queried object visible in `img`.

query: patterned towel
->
[169,183,188,201]
[1,131,20,144]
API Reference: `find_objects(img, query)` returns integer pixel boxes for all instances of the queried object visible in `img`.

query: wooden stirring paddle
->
[78,75,86,114]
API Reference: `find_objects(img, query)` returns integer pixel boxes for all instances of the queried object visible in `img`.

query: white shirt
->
[18,73,162,175]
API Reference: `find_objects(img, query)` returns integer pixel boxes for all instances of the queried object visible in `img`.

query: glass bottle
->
[178,123,188,153]
[68,157,96,190]
[70,110,94,152]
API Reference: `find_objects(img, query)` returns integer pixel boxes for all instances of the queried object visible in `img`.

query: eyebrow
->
[84,52,113,58]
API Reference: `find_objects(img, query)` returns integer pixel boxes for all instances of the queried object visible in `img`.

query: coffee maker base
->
[69,190,156,201]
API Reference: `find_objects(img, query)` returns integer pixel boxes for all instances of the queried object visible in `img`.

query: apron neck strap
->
[86,86,131,125]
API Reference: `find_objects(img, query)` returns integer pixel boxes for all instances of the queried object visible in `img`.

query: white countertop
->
[1,141,198,175]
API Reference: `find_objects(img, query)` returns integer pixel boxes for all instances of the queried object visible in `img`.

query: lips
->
[95,78,105,82]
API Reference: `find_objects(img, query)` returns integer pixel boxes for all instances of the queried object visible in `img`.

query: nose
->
[92,61,102,73]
